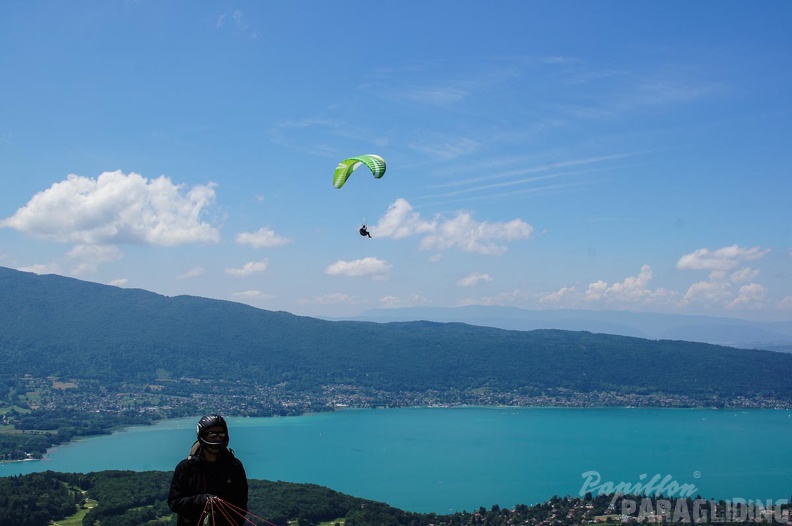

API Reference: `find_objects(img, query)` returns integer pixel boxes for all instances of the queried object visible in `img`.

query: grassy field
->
[0,404,31,415]
[52,498,97,526]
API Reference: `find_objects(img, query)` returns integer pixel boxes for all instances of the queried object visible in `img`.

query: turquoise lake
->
[3,407,791,513]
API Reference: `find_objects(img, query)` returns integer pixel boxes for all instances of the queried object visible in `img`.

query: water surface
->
[3,407,791,513]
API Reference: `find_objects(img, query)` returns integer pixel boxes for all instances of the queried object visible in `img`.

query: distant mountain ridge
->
[2,265,792,405]
[336,306,792,352]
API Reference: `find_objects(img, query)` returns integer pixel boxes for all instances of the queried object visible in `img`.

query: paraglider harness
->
[183,442,274,526]
[359,224,372,238]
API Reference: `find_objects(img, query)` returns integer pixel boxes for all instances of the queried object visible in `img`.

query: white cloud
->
[325,257,392,279]
[232,290,264,299]
[108,278,128,287]
[0,171,219,246]
[729,267,760,283]
[459,255,774,314]
[421,214,533,255]
[584,280,609,301]
[676,247,771,310]
[177,266,205,280]
[379,294,430,308]
[728,283,767,310]
[236,227,292,248]
[225,260,269,277]
[576,265,680,308]
[16,244,122,277]
[540,286,577,305]
[374,199,436,239]
[778,296,792,310]
[374,198,532,255]
[66,244,123,276]
[683,280,733,305]
[677,245,769,272]
[18,263,60,275]
[457,272,493,287]
[598,264,653,302]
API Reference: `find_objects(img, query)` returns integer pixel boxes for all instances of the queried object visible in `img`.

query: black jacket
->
[168,443,249,526]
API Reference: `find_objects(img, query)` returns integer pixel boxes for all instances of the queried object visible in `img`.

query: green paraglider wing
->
[333,154,386,189]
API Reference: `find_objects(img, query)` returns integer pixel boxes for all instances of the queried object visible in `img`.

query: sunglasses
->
[205,431,227,438]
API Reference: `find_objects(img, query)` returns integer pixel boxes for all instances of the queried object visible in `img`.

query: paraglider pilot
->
[359,224,372,238]
[168,414,249,526]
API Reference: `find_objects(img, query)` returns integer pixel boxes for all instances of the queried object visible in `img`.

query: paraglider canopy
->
[333,154,386,189]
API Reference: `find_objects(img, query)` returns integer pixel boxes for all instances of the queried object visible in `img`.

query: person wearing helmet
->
[168,414,249,526]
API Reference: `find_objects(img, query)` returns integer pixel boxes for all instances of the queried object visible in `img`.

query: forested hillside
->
[2,266,791,402]
[0,269,792,399]
[6,470,784,526]
[0,471,425,526]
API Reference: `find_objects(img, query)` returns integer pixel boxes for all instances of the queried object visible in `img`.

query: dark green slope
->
[1,266,791,400]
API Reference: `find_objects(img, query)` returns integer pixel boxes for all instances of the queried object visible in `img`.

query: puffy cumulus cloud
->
[236,227,292,248]
[683,280,734,306]
[457,272,493,287]
[728,283,767,310]
[579,266,680,307]
[421,214,533,255]
[580,265,663,304]
[0,171,219,246]
[680,260,768,310]
[677,245,769,272]
[729,267,760,283]
[459,254,776,314]
[374,199,435,239]
[225,260,269,277]
[539,286,577,305]
[325,257,392,279]
[593,264,654,303]
[374,198,532,255]
[584,280,608,301]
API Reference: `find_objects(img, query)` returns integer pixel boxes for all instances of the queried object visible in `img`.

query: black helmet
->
[196,414,229,448]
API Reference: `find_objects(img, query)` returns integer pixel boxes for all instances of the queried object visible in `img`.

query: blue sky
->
[1,1,791,321]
